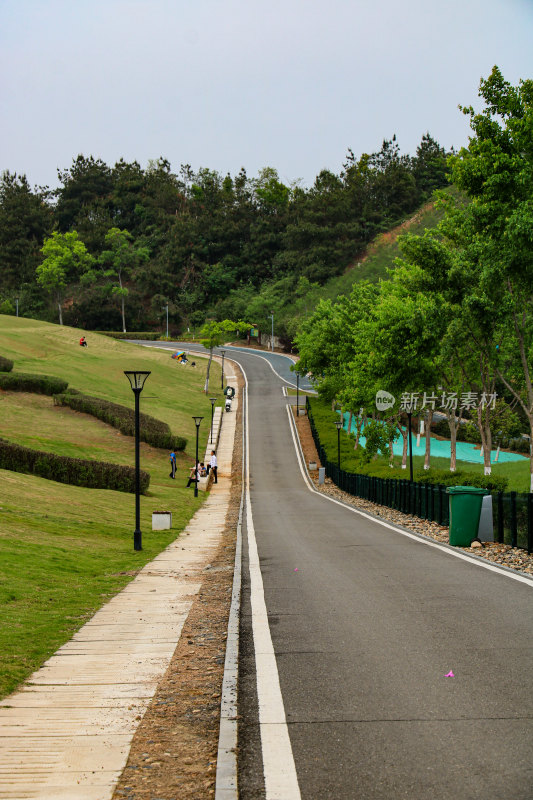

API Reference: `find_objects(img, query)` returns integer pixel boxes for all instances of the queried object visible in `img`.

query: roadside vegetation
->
[0,317,221,698]
[297,69,533,489]
[308,396,530,493]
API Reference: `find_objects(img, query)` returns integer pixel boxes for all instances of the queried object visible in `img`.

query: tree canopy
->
[0,131,450,330]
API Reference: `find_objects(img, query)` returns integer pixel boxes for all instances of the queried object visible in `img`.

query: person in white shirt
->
[208,450,217,483]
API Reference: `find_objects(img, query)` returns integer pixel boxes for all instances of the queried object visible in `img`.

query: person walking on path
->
[208,450,217,484]
[169,448,177,479]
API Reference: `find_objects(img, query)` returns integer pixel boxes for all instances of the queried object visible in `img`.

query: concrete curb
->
[215,360,244,800]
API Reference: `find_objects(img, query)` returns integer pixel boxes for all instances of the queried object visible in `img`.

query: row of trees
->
[0,134,450,331]
[296,68,533,489]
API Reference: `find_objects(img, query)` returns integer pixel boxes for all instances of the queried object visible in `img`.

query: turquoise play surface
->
[341,413,527,465]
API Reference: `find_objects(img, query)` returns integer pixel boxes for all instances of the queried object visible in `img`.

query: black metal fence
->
[306,398,533,553]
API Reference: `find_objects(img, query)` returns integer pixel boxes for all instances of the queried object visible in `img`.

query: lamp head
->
[210,397,217,406]
[334,420,343,431]
[124,370,151,392]
[192,415,203,428]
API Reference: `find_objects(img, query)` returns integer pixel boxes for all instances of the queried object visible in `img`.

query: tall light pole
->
[296,372,300,418]
[124,370,151,551]
[269,312,274,352]
[334,418,343,475]
[209,397,217,444]
[192,416,203,498]
[220,350,226,390]
[165,304,169,338]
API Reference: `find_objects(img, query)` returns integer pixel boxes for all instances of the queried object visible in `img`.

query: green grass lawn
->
[0,316,224,698]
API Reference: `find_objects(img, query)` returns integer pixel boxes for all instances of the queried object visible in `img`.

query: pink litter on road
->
[294,568,298,571]
[445,671,455,677]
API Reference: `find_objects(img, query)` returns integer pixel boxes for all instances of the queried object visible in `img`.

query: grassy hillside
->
[279,192,452,341]
[322,194,448,300]
[0,317,223,697]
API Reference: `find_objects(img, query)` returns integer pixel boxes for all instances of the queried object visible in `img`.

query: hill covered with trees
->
[0,133,449,339]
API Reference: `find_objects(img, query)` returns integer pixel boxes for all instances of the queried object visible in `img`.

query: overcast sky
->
[1,0,532,190]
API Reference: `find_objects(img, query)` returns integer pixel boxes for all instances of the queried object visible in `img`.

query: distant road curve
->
[127,340,316,392]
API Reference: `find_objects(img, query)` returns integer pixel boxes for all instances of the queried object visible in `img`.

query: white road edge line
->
[215,357,244,800]
[244,369,302,799]
[286,405,533,589]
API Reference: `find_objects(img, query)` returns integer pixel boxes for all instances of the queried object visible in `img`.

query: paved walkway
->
[0,374,238,800]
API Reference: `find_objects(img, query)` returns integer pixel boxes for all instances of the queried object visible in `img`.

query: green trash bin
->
[446,486,488,547]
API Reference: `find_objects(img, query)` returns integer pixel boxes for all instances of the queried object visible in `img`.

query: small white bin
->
[152,512,172,530]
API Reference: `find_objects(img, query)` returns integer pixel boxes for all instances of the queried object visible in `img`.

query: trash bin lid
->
[445,485,488,495]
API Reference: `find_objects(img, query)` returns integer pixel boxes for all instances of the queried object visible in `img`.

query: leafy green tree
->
[55,155,114,251]
[0,171,53,290]
[438,67,533,485]
[37,231,93,324]
[0,298,15,315]
[94,228,149,332]
[412,133,449,200]
[200,319,249,392]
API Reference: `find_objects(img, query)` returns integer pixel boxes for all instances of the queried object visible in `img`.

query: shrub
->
[54,391,187,451]
[0,356,14,373]
[413,467,508,493]
[98,331,161,340]
[0,372,68,395]
[0,438,150,493]
[431,418,478,443]
[506,437,530,454]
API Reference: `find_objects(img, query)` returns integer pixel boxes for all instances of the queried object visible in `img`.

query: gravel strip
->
[312,475,533,576]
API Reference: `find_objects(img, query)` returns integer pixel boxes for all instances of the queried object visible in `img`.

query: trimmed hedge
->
[99,332,161,340]
[54,391,187,451]
[0,372,68,395]
[0,438,150,493]
[413,467,508,493]
[0,356,14,373]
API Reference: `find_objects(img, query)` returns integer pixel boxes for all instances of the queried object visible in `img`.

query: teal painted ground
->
[342,413,527,465]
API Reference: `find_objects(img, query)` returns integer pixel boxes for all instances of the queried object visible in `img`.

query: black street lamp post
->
[124,370,151,551]
[220,350,226,390]
[334,418,343,475]
[192,416,203,498]
[296,372,300,418]
[210,398,217,444]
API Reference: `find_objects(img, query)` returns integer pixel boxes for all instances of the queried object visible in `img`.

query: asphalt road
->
[236,349,533,800]
[131,340,315,391]
[137,342,533,798]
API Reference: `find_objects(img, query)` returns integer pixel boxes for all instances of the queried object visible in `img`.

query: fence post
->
[510,491,517,549]
[527,492,533,553]
[497,492,504,544]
